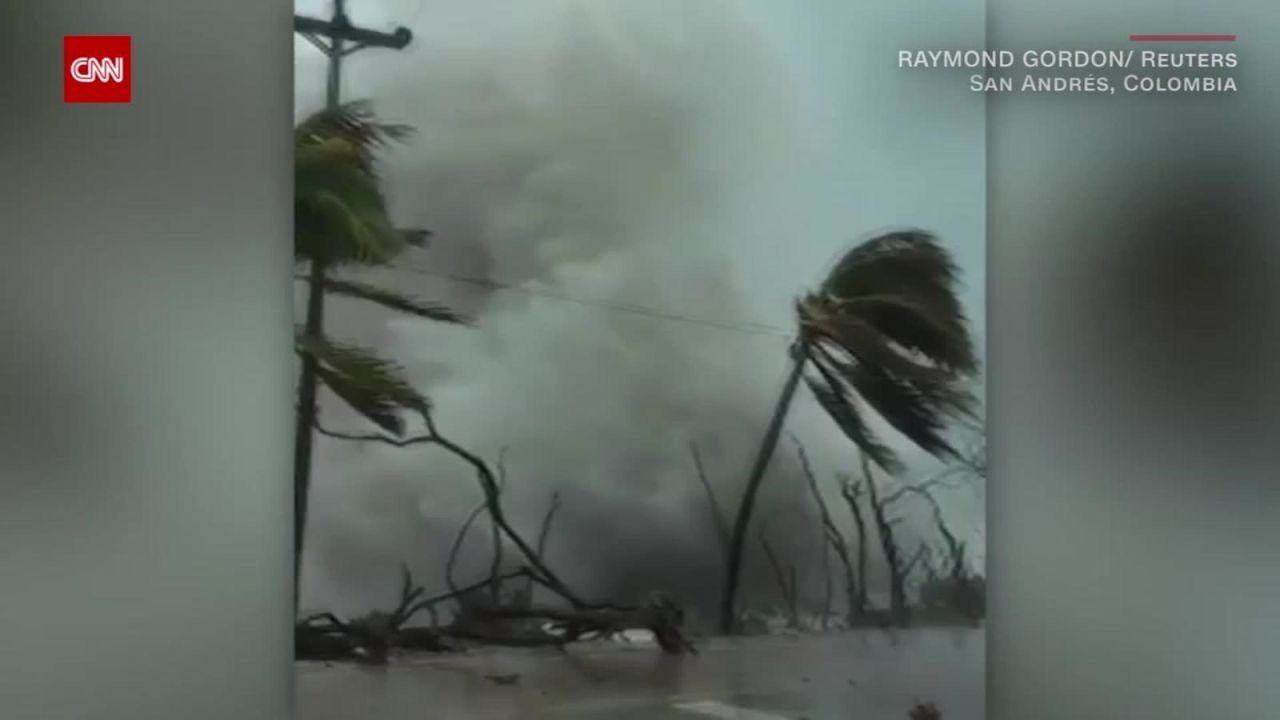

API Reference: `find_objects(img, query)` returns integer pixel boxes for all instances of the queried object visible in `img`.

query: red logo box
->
[64,36,131,103]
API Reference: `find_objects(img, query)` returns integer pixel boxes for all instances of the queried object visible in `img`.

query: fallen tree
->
[300,409,697,662]
[296,565,695,662]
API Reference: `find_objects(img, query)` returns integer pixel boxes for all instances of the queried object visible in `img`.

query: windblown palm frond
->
[316,277,472,325]
[294,101,412,168]
[797,231,978,471]
[294,102,414,266]
[295,332,427,436]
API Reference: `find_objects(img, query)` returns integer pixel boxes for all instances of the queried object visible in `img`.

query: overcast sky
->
[293,0,986,618]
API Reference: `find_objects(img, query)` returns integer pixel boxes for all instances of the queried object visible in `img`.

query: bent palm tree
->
[294,102,467,601]
[719,231,978,633]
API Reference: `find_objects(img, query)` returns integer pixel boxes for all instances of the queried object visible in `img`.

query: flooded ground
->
[296,627,983,720]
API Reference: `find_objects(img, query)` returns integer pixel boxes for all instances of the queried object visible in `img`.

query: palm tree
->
[293,102,467,601]
[718,231,978,633]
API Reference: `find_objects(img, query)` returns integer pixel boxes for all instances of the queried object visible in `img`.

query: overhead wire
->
[391,264,795,341]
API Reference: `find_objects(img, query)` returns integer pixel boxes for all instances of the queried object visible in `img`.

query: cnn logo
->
[64,36,131,103]
[70,57,125,83]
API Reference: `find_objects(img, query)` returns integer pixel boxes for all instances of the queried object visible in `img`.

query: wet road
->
[296,628,983,720]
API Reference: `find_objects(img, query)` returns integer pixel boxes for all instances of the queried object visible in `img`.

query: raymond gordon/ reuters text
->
[898,49,1238,69]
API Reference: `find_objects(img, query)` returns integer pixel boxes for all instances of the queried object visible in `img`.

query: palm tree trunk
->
[293,257,327,610]
[293,3,347,614]
[718,351,805,634]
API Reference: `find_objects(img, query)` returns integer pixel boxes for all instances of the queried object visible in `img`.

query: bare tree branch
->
[298,612,350,631]
[489,448,510,601]
[861,454,911,625]
[402,567,546,624]
[445,501,488,594]
[318,412,607,612]
[535,491,562,562]
[526,490,563,604]
[390,564,426,627]
[793,435,859,629]
[881,481,968,580]
[444,450,509,597]
[689,441,730,560]
[880,473,964,507]
[311,414,701,655]
[837,474,870,620]
[903,543,930,581]
[758,523,799,629]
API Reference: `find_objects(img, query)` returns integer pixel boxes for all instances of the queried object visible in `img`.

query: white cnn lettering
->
[70,56,124,83]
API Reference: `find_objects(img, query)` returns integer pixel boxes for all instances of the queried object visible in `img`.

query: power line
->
[392,264,794,340]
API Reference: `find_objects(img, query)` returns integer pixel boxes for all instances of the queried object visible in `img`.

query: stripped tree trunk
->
[720,352,805,633]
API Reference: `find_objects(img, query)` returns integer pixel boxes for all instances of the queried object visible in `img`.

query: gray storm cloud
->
[294,0,986,620]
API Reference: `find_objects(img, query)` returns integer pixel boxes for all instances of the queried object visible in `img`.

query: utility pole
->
[295,0,413,110]
[292,0,413,610]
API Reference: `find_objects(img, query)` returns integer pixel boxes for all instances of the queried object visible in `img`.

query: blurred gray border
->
[2,1,1277,719]
[987,1,1280,719]
[2,2,294,719]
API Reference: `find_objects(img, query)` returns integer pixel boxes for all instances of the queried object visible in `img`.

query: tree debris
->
[302,412,698,662]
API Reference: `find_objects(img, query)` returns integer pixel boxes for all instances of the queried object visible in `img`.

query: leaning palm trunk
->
[719,352,805,633]
[717,231,978,635]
